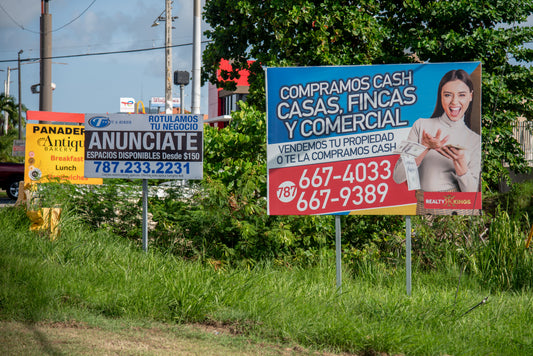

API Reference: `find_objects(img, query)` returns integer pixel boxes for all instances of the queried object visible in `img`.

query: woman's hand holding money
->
[438,146,468,176]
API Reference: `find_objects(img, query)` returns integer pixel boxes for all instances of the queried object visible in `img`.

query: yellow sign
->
[25,124,102,185]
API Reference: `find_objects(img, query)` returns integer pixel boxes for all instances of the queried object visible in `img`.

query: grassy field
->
[0,206,532,355]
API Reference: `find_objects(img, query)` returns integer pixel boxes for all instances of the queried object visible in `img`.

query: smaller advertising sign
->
[25,124,102,185]
[84,113,204,180]
[120,97,136,113]
[12,139,25,157]
[150,97,181,108]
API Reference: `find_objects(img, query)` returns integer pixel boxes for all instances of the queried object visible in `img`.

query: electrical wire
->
[0,0,97,34]
[0,1,23,30]
[0,40,212,64]
[52,0,97,33]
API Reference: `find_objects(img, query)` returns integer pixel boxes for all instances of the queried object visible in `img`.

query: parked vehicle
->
[0,162,24,200]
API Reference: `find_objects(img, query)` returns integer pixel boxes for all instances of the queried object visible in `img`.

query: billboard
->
[266,62,482,216]
[25,123,102,185]
[84,113,203,180]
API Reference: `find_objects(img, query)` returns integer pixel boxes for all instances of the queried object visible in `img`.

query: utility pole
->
[3,67,11,135]
[192,0,201,115]
[173,70,189,113]
[17,50,23,139]
[165,0,172,114]
[180,84,185,114]
[40,0,53,111]
[151,1,176,115]
[4,67,10,97]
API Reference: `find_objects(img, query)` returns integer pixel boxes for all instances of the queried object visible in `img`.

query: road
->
[0,197,15,207]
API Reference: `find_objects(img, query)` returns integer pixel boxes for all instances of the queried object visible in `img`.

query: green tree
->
[378,0,533,189]
[201,103,334,262]
[0,93,25,162]
[203,0,386,107]
[0,93,19,135]
[202,0,533,189]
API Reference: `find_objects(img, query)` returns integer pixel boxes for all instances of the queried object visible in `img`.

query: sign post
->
[406,215,412,296]
[335,215,342,292]
[142,179,149,252]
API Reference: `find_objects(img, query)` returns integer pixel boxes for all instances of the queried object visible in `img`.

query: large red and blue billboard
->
[266,63,482,216]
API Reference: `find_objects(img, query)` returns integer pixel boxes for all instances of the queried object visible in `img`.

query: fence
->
[513,121,533,164]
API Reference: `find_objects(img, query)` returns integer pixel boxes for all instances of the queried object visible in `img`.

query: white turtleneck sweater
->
[393,114,481,192]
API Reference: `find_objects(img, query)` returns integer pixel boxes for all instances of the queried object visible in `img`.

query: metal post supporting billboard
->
[335,215,342,293]
[405,215,412,296]
[142,179,148,252]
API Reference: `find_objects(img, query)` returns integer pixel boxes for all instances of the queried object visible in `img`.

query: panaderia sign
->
[25,123,102,185]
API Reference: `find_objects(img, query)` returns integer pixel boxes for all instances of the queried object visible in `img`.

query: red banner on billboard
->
[268,155,416,215]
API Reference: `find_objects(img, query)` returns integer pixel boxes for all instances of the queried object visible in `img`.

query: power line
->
[0,2,23,30]
[0,40,212,64]
[0,0,97,34]
[53,0,97,33]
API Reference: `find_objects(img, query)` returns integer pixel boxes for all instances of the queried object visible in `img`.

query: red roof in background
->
[217,59,252,87]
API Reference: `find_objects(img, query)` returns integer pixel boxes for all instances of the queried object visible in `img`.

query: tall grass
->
[405,209,533,292]
[475,210,533,290]
[1,206,532,355]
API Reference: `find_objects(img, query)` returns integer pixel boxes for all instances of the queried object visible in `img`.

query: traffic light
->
[174,71,190,86]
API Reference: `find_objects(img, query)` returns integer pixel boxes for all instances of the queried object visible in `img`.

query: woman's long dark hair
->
[430,69,474,129]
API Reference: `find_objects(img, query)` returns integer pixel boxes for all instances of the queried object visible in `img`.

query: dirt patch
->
[0,320,357,356]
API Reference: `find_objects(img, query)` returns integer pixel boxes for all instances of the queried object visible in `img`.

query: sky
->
[1,1,532,118]
[0,0,209,115]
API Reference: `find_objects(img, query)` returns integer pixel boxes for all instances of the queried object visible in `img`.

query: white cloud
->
[0,0,40,30]
[1,0,210,114]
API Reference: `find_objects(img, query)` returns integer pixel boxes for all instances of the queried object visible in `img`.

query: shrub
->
[26,105,533,291]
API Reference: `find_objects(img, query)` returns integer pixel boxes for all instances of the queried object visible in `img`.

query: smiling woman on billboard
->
[392,69,481,214]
